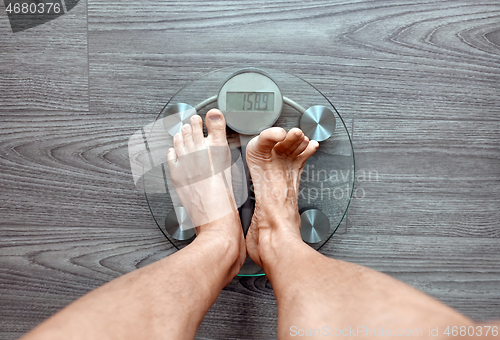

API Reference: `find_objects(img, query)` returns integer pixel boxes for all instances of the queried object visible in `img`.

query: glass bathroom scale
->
[140,66,354,276]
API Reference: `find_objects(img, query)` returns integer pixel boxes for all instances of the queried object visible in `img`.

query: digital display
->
[226,92,275,112]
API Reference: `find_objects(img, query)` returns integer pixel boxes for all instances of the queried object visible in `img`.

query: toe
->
[285,134,307,156]
[274,128,304,154]
[190,115,204,146]
[166,147,177,167]
[297,140,319,163]
[247,127,287,159]
[181,124,194,150]
[173,133,186,156]
[289,136,309,157]
[205,109,227,146]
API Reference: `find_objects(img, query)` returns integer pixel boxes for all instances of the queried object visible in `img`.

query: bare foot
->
[167,109,245,273]
[245,127,319,269]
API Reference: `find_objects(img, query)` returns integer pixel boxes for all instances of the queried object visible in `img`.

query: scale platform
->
[138,66,354,276]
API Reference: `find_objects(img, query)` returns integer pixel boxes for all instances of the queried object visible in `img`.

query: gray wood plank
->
[346,118,500,237]
[2,230,499,337]
[0,109,498,338]
[0,228,177,334]
[87,0,500,119]
[0,111,153,227]
[0,0,88,111]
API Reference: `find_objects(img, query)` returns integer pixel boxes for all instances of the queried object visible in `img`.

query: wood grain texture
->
[87,0,500,119]
[349,118,500,237]
[0,0,89,112]
[1,0,499,339]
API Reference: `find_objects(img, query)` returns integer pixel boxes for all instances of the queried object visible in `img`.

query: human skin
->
[244,127,498,339]
[21,110,499,340]
[21,110,246,340]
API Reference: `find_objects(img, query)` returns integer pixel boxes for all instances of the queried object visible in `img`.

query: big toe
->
[205,109,227,146]
[247,127,287,159]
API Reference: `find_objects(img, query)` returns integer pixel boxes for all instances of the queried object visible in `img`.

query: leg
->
[22,110,245,340]
[245,128,477,339]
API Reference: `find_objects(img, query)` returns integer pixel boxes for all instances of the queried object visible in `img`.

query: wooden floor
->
[1,0,499,338]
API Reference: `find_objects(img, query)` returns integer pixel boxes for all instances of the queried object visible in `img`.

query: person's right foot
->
[245,127,319,268]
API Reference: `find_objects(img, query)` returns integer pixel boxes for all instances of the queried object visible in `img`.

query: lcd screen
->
[226,92,275,112]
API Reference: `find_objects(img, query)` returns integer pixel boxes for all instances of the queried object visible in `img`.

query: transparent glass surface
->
[143,66,355,276]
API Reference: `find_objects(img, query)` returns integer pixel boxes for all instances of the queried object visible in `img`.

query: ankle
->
[262,242,316,279]
[192,231,243,277]
[196,210,241,240]
[257,225,308,271]
[195,211,243,256]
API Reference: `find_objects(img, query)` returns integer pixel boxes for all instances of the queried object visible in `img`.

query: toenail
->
[182,124,190,130]
[209,112,221,120]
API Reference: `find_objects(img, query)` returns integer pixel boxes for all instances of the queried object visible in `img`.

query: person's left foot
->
[167,109,245,269]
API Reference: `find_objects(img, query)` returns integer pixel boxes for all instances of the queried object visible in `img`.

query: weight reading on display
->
[226,92,275,112]
[218,69,283,134]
